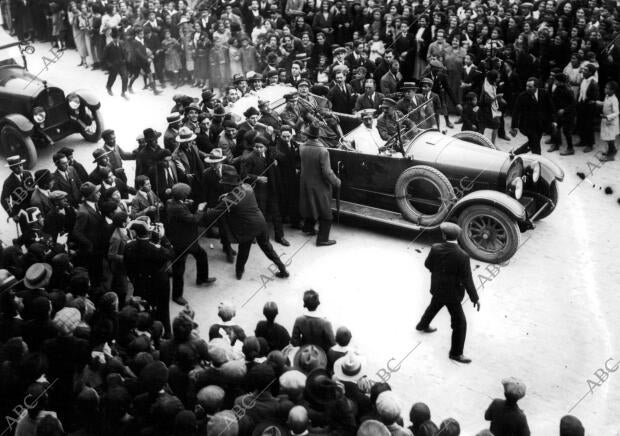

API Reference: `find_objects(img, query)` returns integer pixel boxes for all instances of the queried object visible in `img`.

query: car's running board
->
[331,199,432,231]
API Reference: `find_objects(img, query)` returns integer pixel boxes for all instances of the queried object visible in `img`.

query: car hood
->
[408,131,511,182]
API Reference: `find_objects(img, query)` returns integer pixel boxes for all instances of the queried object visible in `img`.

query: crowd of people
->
[2,0,620,156]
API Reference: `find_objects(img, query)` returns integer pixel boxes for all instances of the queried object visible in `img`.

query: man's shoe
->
[416,325,437,333]
[128,87,134,94]
[560,148,575,156]
[449,354,472,364]
[275,270,290,278]
[446,121,454,128]
[583,146,593,153]
[196,277,216,286]
[173,296,188,306]
[316,240,336,247]
[276,237,290,247]
[153,89,162,95]
[547,145,559,152]
[236,269,244,280]
[303,229,317,235]
[106,88,113,96]
[121,92,129,100]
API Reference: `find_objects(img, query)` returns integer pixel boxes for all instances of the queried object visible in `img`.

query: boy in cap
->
[416,222,480,364]
[484,377,530,436]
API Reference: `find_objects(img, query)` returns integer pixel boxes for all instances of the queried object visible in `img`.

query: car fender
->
[520,154,564,182]
[0,114,34,135]
[448,189,527,222]
[72,89,101,109]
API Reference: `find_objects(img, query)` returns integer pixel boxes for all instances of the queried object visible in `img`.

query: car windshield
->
[0,28,26,69]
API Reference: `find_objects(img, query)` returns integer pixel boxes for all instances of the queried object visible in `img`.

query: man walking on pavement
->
[510,77,555,155]
[416,222,481,364]
[299,123,341,246]
[103,28,129,100]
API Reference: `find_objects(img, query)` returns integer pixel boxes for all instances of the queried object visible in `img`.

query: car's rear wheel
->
[79,107,104,142]
[457,204,520,263]
[453,131,498,149]
[0,125,37,170]
[395,165,455,226]
[532,180,559,221]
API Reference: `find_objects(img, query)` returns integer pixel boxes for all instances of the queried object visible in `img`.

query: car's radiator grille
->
[35,88,69,128]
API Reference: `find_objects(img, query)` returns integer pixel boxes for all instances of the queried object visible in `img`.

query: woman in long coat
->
[443,37,467,113]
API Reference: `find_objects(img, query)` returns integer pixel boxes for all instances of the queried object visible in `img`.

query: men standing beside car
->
[416,222,480,364]
[299,123,341,246]
[1,156,34,221]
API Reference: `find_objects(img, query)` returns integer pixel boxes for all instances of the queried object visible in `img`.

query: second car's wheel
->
[395,165,455,226]
[453,131,498,149]
[532,180,559,221]
[79,107,104,142]
[457,204,520,263]
[0,125,37,170]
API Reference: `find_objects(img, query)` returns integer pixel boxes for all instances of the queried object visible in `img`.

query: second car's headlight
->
[530,161,541,183]
[68,94,81,110]
[33,106,46,124]
[509,177,523,200]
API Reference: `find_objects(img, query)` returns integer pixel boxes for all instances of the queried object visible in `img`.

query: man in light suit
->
[353,78,385,113]
[416,222,480,364]
[380,60,403,96]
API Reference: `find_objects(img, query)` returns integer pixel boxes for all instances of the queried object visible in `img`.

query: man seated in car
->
[376,98,414,144]
[347,109,386,155]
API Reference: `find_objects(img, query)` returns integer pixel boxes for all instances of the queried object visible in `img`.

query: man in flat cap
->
[484,377,530,436]
[416,222,480,364]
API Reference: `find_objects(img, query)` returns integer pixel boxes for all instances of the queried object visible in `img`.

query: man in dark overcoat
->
[73,182,105,286]
[416,222,481,364]
[299,123,341,246]
[273,126,301,228]
[510,77,556,155]
[1,156,34,220]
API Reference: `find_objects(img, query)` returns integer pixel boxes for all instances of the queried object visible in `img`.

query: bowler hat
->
[5,155,26,167]
[213,107,226,118]
[440,222,462,240]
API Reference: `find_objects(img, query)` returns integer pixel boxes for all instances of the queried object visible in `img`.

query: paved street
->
[1,42,619,435]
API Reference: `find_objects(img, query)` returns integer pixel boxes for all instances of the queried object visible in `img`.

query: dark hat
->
[555,73,568,83]
[80,181,100,198]
[249,73,264,82]
[254,135,270,146]
[440,222,461,240]
[266,52,279,65]
[140,361,169,392]
[143,128,162,141]
[213,107,227,118]
[167,112,182,124]
[266,70,278,78]
[584,63,597,73]
[379,97,397,108]
[284,92,299,101]
[401,81,419,91]
[220,166,241,186]
[304,122,321,139]
[297,79,311,88]
[5,155,25,167]
[24,263,53,289]
[559,415,584,436]
[304,368,339,405]
[101,129,115,140]
[34,169,51,187]
[223,119,237,129]
[157,149,172,161]
[171,183,192,200]
[184,102,202,114]
[233,73,247,84]
[243,106,260,118]
[293,345,328,374]
[92,148,112,163]
[58,146,74,156]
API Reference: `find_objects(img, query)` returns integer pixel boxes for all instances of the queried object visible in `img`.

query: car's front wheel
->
[457,204,520,263]
[79,107,104,142]
[0,125,37,169]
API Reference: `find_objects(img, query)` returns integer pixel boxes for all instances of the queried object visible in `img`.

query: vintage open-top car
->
[230,84,564,264]
[0,29,104,169]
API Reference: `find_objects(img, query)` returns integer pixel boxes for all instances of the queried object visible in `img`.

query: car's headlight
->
[68,94,81,110]
[509,177,523,200]
[33,106,46,124]
[530,161,541,183]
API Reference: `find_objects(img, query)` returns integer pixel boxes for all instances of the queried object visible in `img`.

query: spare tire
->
[453,131,498,149]
[395,165,455,226]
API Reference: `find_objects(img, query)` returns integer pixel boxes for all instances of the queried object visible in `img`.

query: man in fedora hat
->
[1,156,34,221]
[136,128,163,177]
[165,182,216,305]
[164,112,184,152]
[51,153,82,207]
[200,149,236,263]
[208,166,289,280]
[88,148,113,185]
[73,182,106,286]
[416,222,480,364]
[149,149,181,204]
[299,123,341,245]
[172,127,206,194]
[397,81,434,127]
[354,78,385,113]
[248,73,264,93]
